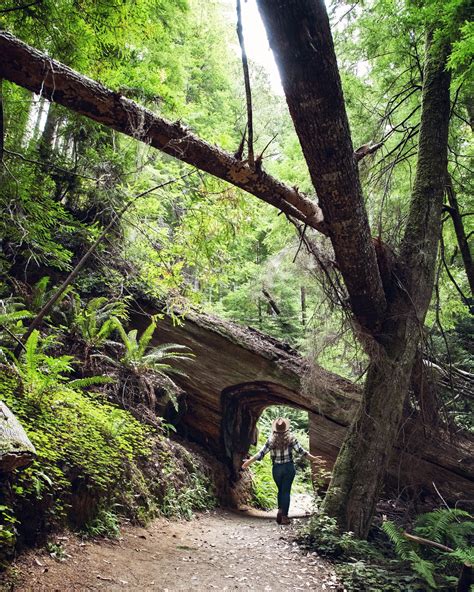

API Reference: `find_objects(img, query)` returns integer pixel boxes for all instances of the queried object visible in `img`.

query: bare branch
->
[236,0,254,167]
[354,141,384,162]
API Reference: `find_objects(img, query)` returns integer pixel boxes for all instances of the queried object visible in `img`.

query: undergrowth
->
[299,508,474,591]
[0,366,217,564]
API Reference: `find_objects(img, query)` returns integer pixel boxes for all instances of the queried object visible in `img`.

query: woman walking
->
[242,417,323,525]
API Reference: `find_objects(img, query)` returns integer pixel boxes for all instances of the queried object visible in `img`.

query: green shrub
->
[299,507,474,592]
[84,506,121,539]
[383,509,474,590]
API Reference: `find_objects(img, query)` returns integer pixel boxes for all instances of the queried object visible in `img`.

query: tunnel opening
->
[247,404,314,512]
[220,381,314,478]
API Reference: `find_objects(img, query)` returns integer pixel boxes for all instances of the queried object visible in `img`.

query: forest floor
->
[3,495,341,592]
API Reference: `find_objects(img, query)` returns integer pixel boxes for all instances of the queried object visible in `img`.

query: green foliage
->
[70,295,129,349]
[84,507,121,539]
[158,445,216,519]
[299,509,474,591]
[98,318,194,411]
[248,435,278,510]
[0,504,19,564]
[10,330,112,401]
[161,472,215,519]
[0,366,152,553]
[383,509,474,590]
[0,303,32,360]
[335,561,419,592]
[12,331,76,400]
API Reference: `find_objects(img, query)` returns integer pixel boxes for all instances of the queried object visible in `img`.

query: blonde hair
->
[269,430,294,450]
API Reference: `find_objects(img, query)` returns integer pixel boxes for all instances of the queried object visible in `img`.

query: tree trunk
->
[323,33,451,537]
[256,0,387,333]
[322,329,419,536]
[445,174,474,299]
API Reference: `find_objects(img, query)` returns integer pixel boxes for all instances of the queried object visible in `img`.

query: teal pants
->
[272,461,296,516]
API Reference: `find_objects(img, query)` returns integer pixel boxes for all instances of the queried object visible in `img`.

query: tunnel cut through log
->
[129,304,474,505]
[221,381,313,479]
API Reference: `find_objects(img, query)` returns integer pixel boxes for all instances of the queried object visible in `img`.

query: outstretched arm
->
[241,455,258,469]
[242,439,270,469]
[306,452,327,465]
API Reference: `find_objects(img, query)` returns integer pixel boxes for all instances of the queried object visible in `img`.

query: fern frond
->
[91,353,121,368]
[69,376,115,389]
[111,317,129,346]
[408,551,437,589]
[138,322,156,356]
[449,547,474,565]
[32,276,50,310]
[415,509,473,547]
[382,521,415,560]
[0,310,33,325]
[24,330,40,374]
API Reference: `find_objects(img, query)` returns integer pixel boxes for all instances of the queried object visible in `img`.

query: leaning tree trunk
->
[256,0,453,537]
[322,33,451,537]
[445,173,474,299]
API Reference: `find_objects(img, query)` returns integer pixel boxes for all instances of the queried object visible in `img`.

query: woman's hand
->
[308,453,327,465]
[241,457,253,470]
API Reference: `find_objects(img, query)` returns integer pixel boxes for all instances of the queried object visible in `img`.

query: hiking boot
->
[281,515,291,525]
[276,509,282,524]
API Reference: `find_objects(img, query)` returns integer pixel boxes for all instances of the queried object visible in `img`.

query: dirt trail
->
[5,499,341,592]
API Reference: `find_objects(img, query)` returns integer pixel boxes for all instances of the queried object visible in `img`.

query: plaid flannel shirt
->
[255,437,308,464]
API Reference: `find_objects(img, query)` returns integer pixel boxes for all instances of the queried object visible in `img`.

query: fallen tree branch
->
[0,31,325,232]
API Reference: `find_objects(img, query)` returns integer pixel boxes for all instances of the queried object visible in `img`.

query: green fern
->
[414,509,474,549]
[0,310,33,326]
[25,276,72,315]
[137,320,157,357]
[384,509,474,591]
[407,551,437,589]
[111,318,194,374]
[69,376,115,389]
[382,521,417,561]
[449,547,474,565]
[31,276,51,312]
[100,318,194,411]
[13,331,111,399]
[71,296,129,349]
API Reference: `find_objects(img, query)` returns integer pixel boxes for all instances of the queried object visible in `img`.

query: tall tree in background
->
[0,0,470,537]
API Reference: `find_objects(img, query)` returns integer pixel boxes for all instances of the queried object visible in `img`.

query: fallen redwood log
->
[0,401,36,472]
[130,306,474,505]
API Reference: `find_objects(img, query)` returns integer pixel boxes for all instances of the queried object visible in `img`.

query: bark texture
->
[0,400,36,472]
[322,34,452,537]
[131,305,474,504]
[256,0,387,332]
[0,31,324,230]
